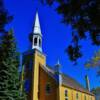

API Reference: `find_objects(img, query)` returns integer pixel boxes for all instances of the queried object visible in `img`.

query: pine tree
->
[0,0,26,99]
[0,29,26,100]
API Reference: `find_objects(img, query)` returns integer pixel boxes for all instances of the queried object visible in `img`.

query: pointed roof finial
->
[56,59,61,67]
[55,59,62,74]
[33,12,42,35]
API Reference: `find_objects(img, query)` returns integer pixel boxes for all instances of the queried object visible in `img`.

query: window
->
[65,90,68,96]
[34,37,37,46]
[65,98,68,100]
[90,97,92,100]
[76,93,79,100]
[39,38,41,47]
[45,83,51,95]
[65,90,68,100]
[84,95,86,100]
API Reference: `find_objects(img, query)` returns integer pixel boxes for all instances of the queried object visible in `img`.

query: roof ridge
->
[62,73,85,88]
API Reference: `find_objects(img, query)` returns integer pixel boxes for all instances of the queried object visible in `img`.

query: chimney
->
[85,75,90,91]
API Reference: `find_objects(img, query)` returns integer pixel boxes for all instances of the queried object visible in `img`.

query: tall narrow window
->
[65,90,68,100]
[45,83,51,95]
[76,93,79,100]
[90,97,92,100]
[84,95,86,100]
[34,37,37,46]
[39,38,41,47]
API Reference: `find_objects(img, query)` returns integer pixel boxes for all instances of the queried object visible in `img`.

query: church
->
[21,12,95,100]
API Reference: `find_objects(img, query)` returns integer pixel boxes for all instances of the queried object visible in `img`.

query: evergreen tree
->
[0,0,26,99]
[0,29,26,100]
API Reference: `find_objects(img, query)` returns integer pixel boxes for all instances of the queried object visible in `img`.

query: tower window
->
[34,37,37,46]
[39,38,41,47]
[45,83,51,95]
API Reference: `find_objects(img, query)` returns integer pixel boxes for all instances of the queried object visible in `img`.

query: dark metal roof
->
[42,65,94,96]
[61,74,94,96]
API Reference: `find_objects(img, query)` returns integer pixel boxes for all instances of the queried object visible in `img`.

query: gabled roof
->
[41,65,94,96]
[40,64,56,80]
[61,74,94,96]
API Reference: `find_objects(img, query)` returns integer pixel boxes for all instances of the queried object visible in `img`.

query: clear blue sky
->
[4,0,100,89]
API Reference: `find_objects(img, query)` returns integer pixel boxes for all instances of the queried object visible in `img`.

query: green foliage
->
[85,50,100,68]
[91,87,100,94]
[0,0,13,32]
[0,29,26,100]
[85,50,100,76]
[41,0,100,62]
[66,32,82,62]
[0,0,26,99]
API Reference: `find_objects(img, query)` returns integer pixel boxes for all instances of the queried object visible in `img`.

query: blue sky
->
[4,0,100,89]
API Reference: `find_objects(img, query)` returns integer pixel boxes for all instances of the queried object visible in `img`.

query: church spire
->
[33,12,42,35]
[32,12,42,52]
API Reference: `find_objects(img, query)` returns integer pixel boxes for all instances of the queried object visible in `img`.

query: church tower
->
[32,12,42,52]
[31,12,46,100]
[22,12,46,100]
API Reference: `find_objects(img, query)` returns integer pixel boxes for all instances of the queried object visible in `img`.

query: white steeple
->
[32,12,42,52]
[33,12,42,35]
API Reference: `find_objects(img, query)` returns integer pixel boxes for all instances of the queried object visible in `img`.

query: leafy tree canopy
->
[40,0,100,62]
[85,50,100,68]
[91,87,100,94]
[85,50,100,76]
[0,0,13,32]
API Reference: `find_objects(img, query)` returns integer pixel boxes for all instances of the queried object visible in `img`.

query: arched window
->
[65,90,68,100]
[34,37,37,46]
[76,93,79,100]
[39,38,41,47]
[45,83,51,95]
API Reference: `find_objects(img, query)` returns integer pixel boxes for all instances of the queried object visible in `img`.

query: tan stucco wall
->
[59,85,95,100]
[32,50,46,100]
